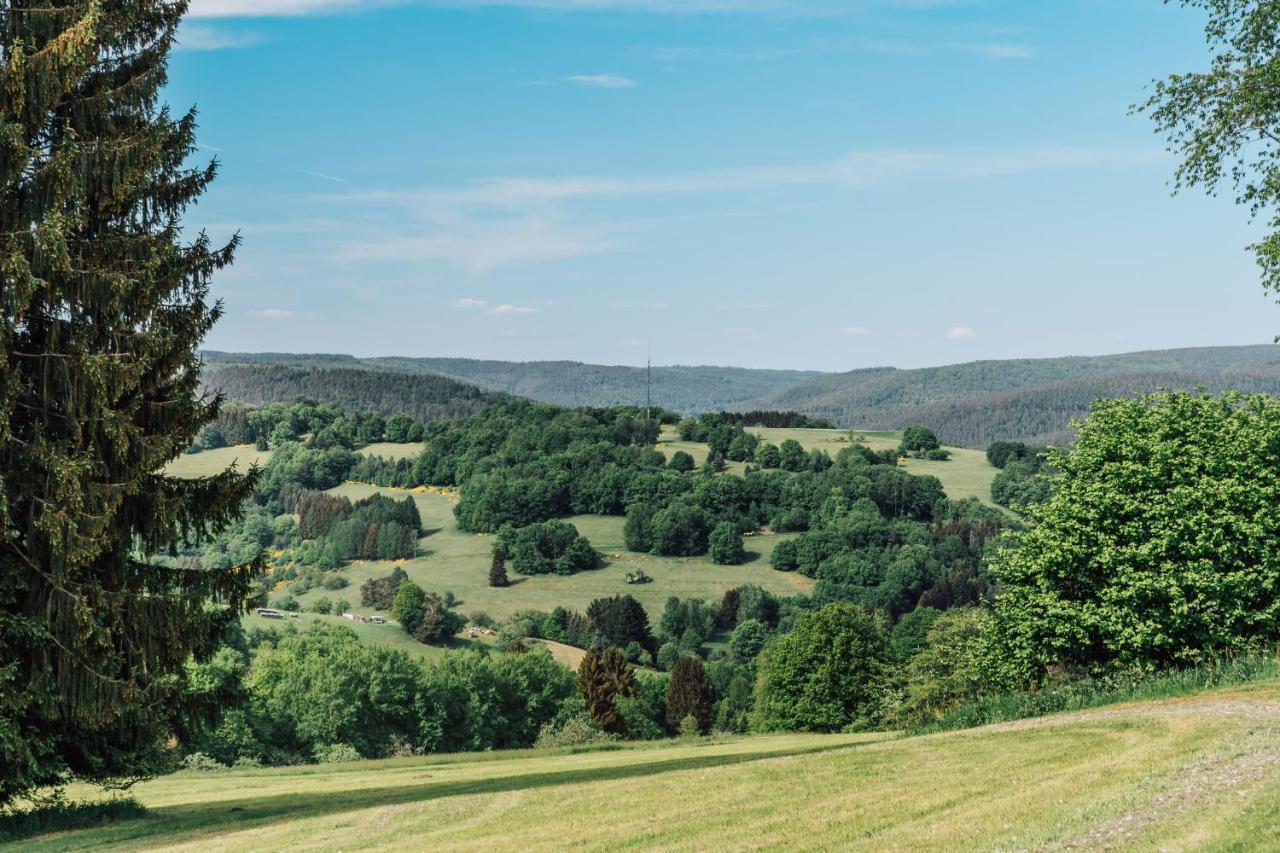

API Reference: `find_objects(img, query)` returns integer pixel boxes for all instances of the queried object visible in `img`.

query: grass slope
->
[36,681,1280,850]
[303,482,812,624]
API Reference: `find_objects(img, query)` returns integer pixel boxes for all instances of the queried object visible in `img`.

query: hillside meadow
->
[27,680,1280,850]
[167,428,1003,636]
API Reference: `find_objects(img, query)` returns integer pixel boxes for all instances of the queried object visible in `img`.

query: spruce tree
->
[0,1,256,805]
[489,548,509,587]
[665,656,714,734]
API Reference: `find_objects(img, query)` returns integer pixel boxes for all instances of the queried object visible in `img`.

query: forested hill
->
[201,352,823,414]
[202,345,1280,446]
[747,345,1280,447]
[200,363,505,423]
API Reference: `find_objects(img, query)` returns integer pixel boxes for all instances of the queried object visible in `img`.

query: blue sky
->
[173,0,1275,370]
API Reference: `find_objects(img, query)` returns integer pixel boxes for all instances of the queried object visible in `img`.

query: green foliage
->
[647,502,712,556]
[665,657,714,734]
[392,581,428,633]
[898,426,941,454]
[708,522,747,565]
[895,609,989,725]
[889,607,941,662]
[0,2,261,806]
[752,604,891,732]
[987,391,1280,683]
[911,653,1280,736]
[495,521,599,576]
[668,451,696,472]
[313,743,361,764]
[1137,0,1280,300]
[411,592,466,645]
[729,619,770,661]
[360,567,407,611]
[0,798,148,845]
[489,550,510,588]
[587,595,656,654]
[534,713,617,749]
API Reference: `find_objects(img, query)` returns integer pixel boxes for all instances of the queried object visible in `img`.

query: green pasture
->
[32,681,1280,850]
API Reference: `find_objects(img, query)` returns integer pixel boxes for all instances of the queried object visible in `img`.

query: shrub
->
[314,743,361,764]
[309,597,333,615]
[770,539,799,572]
[534,713,617,749]
[178,752,228,772]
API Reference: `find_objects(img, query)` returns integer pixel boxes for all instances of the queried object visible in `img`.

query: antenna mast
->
[645,339,652,426]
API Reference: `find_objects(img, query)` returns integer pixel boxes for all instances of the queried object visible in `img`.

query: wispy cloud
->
[844,325,868,336]
[491,303,541,315]
[565,74,636,88]
[452,297,488,308]
[954,42,1035,60]
[946,325,977,340]
[301,169,353,185]
[248,308,295,320]
[176,24,266,50]
[319,145,1159,273]
[187,0,967,19]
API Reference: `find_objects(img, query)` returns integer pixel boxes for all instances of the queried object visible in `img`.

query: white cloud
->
[955,42,1035,60]
[176,24,266,50]
[452,297,488,308]
[844,325,868,336]
[565,74,637,89]
[491,304,541,315]
[248,308,295,320]
[333,217,619,272]
[946,325,977,340]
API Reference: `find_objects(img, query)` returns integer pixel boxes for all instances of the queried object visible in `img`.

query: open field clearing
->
[34,681,1280,851]
[658,427,1001,507]
[241,611,496,661]
[302,483,813,622]
[163,445,272,478]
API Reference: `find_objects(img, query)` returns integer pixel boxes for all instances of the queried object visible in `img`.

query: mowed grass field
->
[34,681,1280,851]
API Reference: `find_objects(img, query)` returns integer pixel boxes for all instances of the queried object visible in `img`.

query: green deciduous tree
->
[0,1,258,805]
[752,603,890,732]
[1138,0,1280,302]
[708,521,746,565]
[987,391,1280,683]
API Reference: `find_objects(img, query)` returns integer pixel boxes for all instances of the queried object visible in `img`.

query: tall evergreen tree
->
[0,1,256,805]
[664,655,713,734]
[488,548,509,588]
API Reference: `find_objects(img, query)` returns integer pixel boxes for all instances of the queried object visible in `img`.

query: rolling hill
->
[199,363,506,424]
[745,344,1280,446]
[27,680,1280,850]
[201,345,1280,447]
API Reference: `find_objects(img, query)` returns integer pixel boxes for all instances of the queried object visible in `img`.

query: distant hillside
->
[364,357,824,413]
[202,352,823,414]
[748,345,1280,447]
[202,345,1280,446]
[200,363,504,423]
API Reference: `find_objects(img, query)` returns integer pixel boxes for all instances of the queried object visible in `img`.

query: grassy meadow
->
[30,680,1280,850]
[298,482,813,623]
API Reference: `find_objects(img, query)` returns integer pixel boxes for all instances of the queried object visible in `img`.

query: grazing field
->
[35,681,1280,850]
[299,482,813,622]
[163,445,272,478]
[658,426,1001,506]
